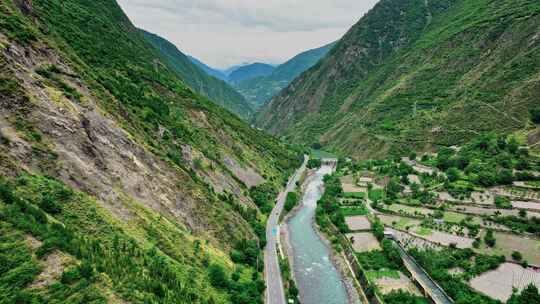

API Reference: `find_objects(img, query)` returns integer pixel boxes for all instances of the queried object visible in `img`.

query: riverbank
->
[281,164,359,304]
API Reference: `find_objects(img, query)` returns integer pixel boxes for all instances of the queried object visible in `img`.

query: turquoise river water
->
[287,164,349,304]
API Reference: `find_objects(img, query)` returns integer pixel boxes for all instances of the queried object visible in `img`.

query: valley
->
[1,0,539,304]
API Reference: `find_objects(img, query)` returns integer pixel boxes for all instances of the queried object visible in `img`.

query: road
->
[265,155,307,304]
[394,243,454,304]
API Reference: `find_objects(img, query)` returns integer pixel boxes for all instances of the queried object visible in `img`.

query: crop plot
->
[346,232,381,252]
[470,263,540,302]
[372,271,422,295]
[479,232,540,265]
[345,215,371,231]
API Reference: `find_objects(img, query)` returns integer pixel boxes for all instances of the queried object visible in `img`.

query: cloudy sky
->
[117,0,379,69]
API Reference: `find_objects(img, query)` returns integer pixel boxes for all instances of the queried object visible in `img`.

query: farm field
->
[345,216,371,231]
[341,206,369,216]
[371,271,422,296]
[512,200,540,211]
[385,204,433,217]
[478,232,540,265]
[470,263,540,302]
[450,205,540,219]
[378,214,421,231]
[415,230,474,249]
[346,232,381,252]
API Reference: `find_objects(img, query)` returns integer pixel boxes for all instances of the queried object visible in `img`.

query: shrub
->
[484,230,496,247]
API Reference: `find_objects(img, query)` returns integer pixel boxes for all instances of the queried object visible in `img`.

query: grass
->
[415,227,432,236]
[341,206,369,216]
[365,270,400,282]
[443,212,468,223]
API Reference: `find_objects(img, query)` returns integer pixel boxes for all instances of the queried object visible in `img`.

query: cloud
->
[117,0,379,68]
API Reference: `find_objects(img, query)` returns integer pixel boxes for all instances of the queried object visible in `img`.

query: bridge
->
[392,240,454,304]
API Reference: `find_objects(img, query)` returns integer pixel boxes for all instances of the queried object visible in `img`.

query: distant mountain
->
[140,30,253,118]
[187,55,228,81]
[228,63,275,85]
[256,0,540,159]
[224,63,249,77]
[237,42,336,108]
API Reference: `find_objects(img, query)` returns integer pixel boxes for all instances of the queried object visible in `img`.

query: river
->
[287,163,349,304]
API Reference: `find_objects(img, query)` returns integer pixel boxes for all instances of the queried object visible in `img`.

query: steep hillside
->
[0,0,300,303]
[188,55,228,81]
[141,30,253,119]
[228,63,275,85]
[238,42,336,108]
[256,0,540,158]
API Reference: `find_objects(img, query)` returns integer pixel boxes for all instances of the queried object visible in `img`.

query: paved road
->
[394,243,454,304]
[265,156,307,304]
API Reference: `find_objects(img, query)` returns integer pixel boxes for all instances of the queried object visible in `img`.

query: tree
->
[530,108,540,124]
[498,169,514,185]
[446,167,460,182]
[484,230,496,247]
[511,251,523,261]
[507,284,540,304]
[208,264,229,289]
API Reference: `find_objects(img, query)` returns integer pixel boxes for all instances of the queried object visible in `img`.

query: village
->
[316,135,540,304]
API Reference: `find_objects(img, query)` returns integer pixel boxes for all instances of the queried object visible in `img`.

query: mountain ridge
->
[238,41,336,108]
[140,29,254,119]
[255,0,540,158]
[0,0,301,302]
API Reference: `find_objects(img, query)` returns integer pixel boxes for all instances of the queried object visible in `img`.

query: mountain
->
[228,63,275,85]
[188,55,228,81]
[0,0,301,303]
[140,30,253,119]
[237,42,336,108]
[256,0,540,159]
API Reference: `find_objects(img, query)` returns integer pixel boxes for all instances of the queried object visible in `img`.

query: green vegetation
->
[141,30,253,119]
[356,240,404,272]
[278,254,300,304]
[341,205,369,216]
[508,284,540,304]
[410,247,505,304]
[0,174,259,303]
[342,192,365,199]
[284,191,300,213]
[383,290,430,304]
[236,42,335,108]
[255,0,540,159]
[249,183,279,214]
[315,174,348,233]
[307,158,322,169]
[310,149,337,159]
[365,269,400,281]
[494,196,512,209]
[0,1,306,303]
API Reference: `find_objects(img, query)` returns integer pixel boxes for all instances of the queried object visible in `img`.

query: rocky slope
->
[256,0,540,158]
[238,42,335,108]
[141,30,254,119]
[0,0,300,303]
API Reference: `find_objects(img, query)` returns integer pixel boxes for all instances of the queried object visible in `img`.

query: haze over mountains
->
[141,30,254,119]
[188,43,336,109]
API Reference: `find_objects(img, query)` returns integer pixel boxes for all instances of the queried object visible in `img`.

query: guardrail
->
[392,241,454,304]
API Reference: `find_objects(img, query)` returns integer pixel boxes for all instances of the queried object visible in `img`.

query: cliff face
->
[256,0,540,158]
[0,0,299,302]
